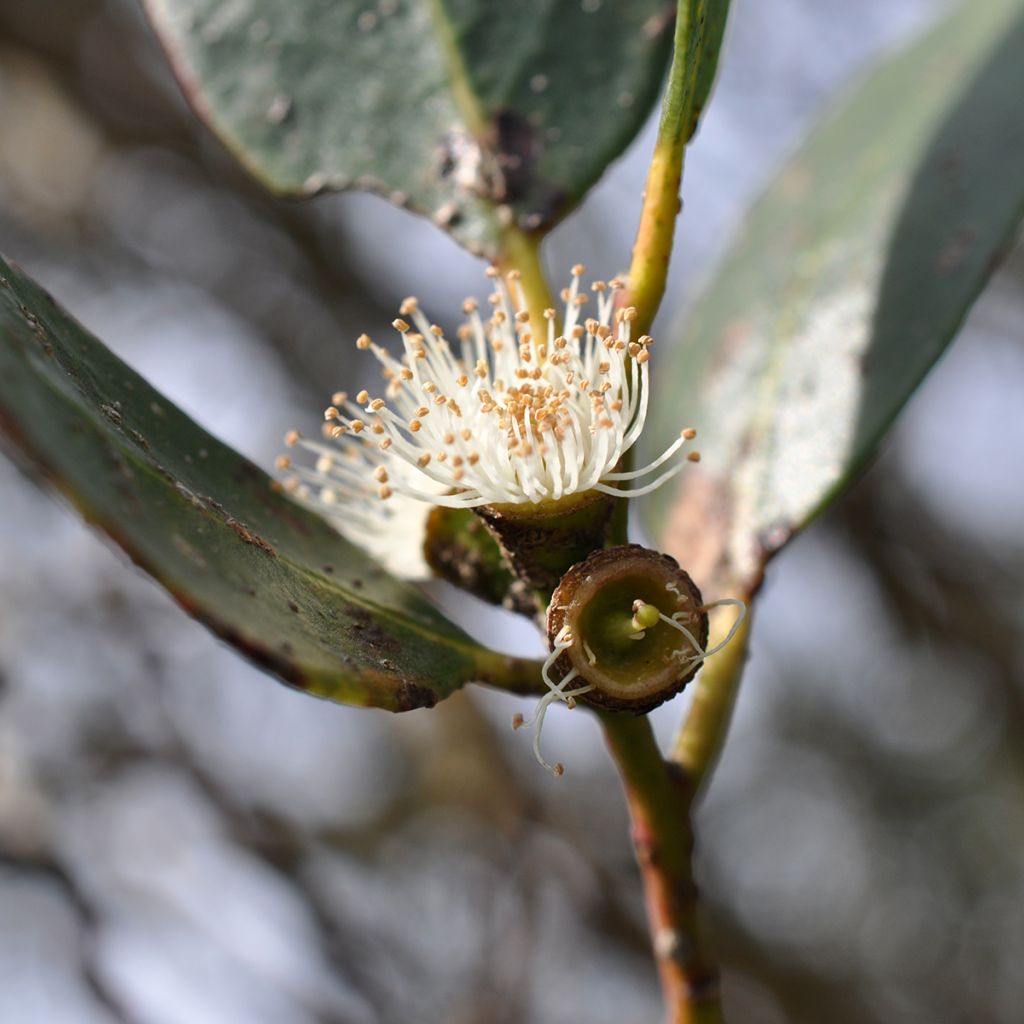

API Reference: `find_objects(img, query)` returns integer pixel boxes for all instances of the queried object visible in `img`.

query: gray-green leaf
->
[143,0,676,256]
[642,0,1024,598]
[0,255,541,709]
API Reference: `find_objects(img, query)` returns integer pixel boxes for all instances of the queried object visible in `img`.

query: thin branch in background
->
[0,853,138,1024]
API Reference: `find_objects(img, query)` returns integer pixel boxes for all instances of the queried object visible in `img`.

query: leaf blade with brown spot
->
[0,255,542,709]
[642,0,1024,598]
[141,0,677,256]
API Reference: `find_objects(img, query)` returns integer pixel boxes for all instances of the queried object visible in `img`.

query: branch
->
[626,0,729,336]
[600,713,723,1024]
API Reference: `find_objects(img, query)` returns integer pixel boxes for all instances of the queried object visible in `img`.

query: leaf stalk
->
[627,0,713,335]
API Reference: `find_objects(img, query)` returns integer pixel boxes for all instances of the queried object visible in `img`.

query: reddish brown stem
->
[601,713,724,1024]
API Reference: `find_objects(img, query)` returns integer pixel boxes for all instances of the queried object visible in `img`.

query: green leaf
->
[642,0,1024,598]
[687,0,730,139]
[0,255,541,709]
[665,0,731,145]
[142,0,675,256]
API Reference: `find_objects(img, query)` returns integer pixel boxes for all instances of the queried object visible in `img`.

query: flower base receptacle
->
[475,489,615,592]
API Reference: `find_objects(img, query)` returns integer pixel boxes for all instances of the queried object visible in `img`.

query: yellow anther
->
[631,600,661,632]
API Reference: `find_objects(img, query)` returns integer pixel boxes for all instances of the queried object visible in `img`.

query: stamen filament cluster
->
[279,265,700,534]
[513,622,594,777]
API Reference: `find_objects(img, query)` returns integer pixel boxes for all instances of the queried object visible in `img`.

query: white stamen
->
[516,624,594,775]
[280,267,699,538]
[658,611,707,665]
[655,595,747,671]
[699,598,748,659]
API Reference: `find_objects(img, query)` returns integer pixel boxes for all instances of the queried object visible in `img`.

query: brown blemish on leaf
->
[661,468,735,600]
[345,605,400,659]
[436,129,493,200]
[394,680,439,711]
[223,514,277,555]
[436,112,566,233]
[15,300,54,355]
[490,109,567,231]
[170,477,277,555]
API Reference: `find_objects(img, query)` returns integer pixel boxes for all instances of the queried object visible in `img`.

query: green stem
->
[601,712,723,1024]
[475,650,546,697]
[426,0,556,329]
[671,607,752,795]
[608,496,631,546]
[495,225,556,326]
[626,0,708,336]
[600,9,740,1016]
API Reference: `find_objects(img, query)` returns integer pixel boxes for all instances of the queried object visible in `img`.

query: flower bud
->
[545,544,709,712]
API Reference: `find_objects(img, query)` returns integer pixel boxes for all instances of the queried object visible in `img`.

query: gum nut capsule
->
[546,544,709,713]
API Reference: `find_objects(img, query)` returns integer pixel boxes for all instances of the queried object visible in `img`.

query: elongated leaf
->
[142,0,676,256]
[642,0,1024,597]
[683,0,731,140]
[0,255,541,709]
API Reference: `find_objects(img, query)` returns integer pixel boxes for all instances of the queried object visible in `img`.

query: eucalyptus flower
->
[278,264,701,555]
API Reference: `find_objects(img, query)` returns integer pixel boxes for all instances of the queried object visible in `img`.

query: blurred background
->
[1,1,1023,1022]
